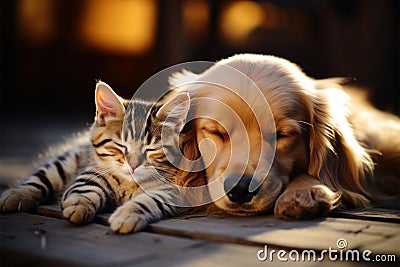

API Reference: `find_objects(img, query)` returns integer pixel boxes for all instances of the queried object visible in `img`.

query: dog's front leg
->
[274,174,340,220]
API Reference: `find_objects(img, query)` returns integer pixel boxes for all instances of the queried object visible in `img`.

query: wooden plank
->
[0,213,203,267]
[130,241,374,267]
[36,205,110,225]
[361,235,400,256]
[33,205,400,255]
[0,213,352,267]
[330,209,400,223]
[132,242,315,267]
[2,208,398,266]
[0,212,341,267]
[149,212,399,252]
[149,218,386,252]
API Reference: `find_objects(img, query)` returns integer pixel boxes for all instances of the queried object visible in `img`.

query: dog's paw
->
[274,185,340,220]
[109,205,148,234]
[62,195,96,225]
[0,188,40,213]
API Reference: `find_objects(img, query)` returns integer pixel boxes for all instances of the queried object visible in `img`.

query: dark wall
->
[1,0,398,123]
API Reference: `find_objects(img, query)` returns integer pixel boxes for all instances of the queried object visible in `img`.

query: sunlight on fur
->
[170,54,399,219]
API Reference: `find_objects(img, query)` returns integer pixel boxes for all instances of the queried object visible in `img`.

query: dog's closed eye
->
[276,130,297,140]
[276,131,288,140]
[276,120,302,140]
[201,127,227,141]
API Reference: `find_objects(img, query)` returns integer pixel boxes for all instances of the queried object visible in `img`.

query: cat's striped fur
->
[109,90,192,233]
[0,82,191,233]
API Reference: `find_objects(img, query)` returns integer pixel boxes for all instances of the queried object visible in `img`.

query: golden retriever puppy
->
[169,54,399,219]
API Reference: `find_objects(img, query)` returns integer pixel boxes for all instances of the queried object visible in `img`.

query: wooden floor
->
[0,121,399,266]
[1,161,399,267]
[1,205,399,266]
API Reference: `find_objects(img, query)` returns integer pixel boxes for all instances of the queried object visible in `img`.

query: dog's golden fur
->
[171,54,399,219]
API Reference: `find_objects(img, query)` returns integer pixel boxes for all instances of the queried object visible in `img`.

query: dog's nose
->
[224,175,259,205]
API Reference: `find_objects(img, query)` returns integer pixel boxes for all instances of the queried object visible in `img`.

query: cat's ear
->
[156,92,190,132]
[95,81,125,122]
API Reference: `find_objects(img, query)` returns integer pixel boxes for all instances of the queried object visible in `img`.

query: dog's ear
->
[169,69,198,89]
[177,120,206,188]
[307,85,374,208]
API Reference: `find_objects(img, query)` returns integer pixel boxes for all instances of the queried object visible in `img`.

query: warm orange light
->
[18,0,55,44]
[80,0,157,54]
[263,3,281,28]
[220,1,265,44]
[183,0,210,39]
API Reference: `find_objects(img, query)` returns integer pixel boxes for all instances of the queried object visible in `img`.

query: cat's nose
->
[130,162,139,170]
[127,155,140,170]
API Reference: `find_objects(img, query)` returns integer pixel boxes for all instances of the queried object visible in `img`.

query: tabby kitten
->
[0,81,191,233]
[109,89,192,233]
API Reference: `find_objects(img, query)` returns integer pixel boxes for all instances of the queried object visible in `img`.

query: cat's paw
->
[109,205,148,234]
[62,195,96,225]
[274,185,340,220]
[0,188,40,213]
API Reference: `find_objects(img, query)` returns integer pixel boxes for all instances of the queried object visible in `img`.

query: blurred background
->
[0,0,399,159]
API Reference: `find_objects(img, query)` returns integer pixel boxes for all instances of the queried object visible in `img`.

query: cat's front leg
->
[62,193,99,225]
[108,198,148,234]
[61,169,113,225]
[109,190,179,234]
[0,149,83,213]
[0,186,42,212]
